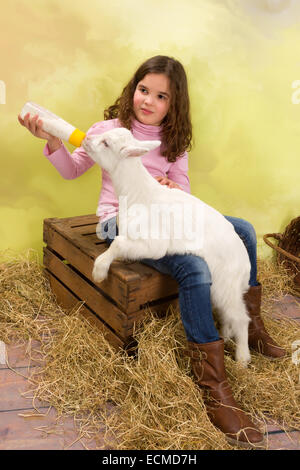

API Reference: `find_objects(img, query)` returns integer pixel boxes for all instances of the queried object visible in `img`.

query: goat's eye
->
[102,139,109,148]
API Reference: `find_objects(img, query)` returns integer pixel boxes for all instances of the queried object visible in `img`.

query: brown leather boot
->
[244,283,287,359]
[187,339,265,449]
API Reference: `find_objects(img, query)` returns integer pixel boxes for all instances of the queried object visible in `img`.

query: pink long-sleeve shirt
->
[43,118,191,223]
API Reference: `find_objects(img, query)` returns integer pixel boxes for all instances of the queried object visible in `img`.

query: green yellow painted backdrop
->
[0,0,299,262]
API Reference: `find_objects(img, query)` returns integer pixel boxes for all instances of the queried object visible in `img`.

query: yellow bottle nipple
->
[69,128,86,147]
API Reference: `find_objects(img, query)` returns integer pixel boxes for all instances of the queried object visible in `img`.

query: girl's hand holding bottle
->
[18,101,86,151]
[18,113,62,153]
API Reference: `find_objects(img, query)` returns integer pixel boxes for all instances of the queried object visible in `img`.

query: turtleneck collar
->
[131,118,162,138]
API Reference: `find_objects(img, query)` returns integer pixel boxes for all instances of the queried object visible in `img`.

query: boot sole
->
[225,435,267,450]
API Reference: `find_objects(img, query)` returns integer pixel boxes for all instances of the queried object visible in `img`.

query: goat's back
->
[153,189,251,285]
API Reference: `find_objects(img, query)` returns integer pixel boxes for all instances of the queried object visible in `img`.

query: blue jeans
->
[96,215,259,344]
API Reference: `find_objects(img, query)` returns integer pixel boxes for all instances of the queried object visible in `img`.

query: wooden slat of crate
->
[43,215,178,313]
[43,214,180,348]
[43,247,140,338]
[43,219,139,313]
[45,267,179,350]
[44,245,179,332]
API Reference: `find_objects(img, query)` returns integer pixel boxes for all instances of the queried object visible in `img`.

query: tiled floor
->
[0,294,299,450]
[0,340,102,450]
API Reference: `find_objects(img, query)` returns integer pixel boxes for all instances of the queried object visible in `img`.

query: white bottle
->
[20,101,86,147]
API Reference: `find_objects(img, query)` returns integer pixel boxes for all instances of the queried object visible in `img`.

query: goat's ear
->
[121,140,161,158]
[121,146,152,158]
[143,140,161,152]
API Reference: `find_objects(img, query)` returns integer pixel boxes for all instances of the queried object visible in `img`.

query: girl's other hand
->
[155,175,183,190]
[18,112,58,142]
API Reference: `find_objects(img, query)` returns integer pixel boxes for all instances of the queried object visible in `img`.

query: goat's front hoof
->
[92,263,108,283]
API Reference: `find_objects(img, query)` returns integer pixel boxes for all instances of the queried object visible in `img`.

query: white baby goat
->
[82,128,251,366]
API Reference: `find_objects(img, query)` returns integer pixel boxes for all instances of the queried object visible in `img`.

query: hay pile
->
[0,248,299,450]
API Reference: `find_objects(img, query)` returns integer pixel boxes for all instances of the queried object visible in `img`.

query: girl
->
[18,55,285,448]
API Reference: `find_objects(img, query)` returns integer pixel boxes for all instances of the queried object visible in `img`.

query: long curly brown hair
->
[104,55,192,162]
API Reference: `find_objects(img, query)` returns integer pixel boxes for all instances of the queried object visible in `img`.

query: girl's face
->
[133,73,171,126]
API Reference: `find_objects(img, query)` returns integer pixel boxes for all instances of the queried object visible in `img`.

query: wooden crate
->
[43,214,179,350]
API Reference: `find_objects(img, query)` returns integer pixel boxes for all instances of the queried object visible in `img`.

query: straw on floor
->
[0,248,299,450]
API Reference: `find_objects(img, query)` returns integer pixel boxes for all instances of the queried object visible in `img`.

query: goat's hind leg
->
[220,322,233,344]
[220,296,251,366]
[231,306,251,366]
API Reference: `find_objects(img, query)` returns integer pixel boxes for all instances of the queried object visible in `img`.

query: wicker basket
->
[263,216,300,293]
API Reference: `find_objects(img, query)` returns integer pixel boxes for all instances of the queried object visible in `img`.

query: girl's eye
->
[158,94,166,100]
[140,88,147,94]
[102,140,109,147]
